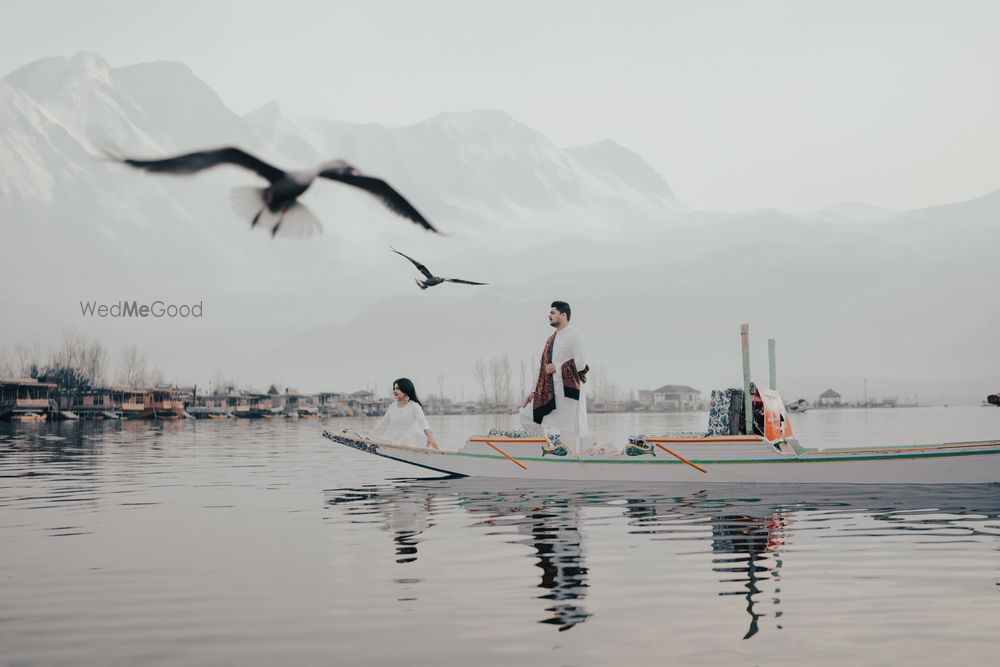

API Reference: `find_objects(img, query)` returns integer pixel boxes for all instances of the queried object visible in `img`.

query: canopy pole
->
[741,324,752,435]
[768,338,777,390]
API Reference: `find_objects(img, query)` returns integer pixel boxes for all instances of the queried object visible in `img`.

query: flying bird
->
[106,147,439,238]
[391,248,488,290]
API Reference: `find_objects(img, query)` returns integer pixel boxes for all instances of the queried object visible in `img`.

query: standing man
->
[532,300,589,454]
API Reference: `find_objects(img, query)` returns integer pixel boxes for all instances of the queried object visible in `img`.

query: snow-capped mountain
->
[0,51,685,381]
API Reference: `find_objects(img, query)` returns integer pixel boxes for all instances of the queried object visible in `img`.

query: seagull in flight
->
[391,248,488,290]
[107,147,439,239]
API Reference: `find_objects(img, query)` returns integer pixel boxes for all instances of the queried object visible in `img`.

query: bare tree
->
[472,358,488,403]
[0,348,12,376]
[82,339,109,387]
[50,328,84,372]
[587,367,619,405]
[36,329,93,393]
[117,345,148,388]
[488,355,513,407]
[14,341,45,377]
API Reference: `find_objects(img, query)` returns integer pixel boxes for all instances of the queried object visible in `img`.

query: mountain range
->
[1,52,997,405]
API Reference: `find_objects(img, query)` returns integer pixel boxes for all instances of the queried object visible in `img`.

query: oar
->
[483,440,527,470]
[655,444,708,474]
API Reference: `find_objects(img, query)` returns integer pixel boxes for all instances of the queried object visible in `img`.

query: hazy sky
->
[2,0,999,213]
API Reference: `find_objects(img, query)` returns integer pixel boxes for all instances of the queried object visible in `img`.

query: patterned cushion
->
[488,427,560,444]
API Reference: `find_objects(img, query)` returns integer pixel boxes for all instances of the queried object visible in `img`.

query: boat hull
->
[322,431,1000,484]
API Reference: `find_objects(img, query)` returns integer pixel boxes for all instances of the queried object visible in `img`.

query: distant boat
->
[11,411,46,422]
[786,398,809,414]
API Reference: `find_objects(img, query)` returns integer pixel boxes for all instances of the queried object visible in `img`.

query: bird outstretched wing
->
[320,169,438,232]
[115,147,286,183]
[391,248,434,279]
[444,278,488,286]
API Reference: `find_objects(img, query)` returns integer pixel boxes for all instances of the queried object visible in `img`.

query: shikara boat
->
[322,386,1000,485]
[325,325,1000,485]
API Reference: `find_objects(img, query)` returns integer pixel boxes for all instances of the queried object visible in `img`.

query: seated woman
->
[370,378,440,449]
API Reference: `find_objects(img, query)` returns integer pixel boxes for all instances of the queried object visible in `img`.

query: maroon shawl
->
[532,331,589,424]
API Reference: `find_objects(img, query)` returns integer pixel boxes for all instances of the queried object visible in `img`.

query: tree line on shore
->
[1,332,629,408]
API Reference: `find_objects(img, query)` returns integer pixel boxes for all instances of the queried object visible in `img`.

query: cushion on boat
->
[625,435,653,456]
[487,427,558,443]
[541,443,570,457]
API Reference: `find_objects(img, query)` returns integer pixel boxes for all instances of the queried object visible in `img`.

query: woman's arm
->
[424,428,440,449]
[414,403,439,449]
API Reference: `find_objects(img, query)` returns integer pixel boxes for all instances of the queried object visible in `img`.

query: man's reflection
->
[523,504,592,631]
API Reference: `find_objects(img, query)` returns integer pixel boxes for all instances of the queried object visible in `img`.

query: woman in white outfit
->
[371,378,440,449]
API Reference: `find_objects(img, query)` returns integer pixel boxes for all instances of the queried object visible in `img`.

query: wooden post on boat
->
[768,338,777,390]
[741,324,752,435]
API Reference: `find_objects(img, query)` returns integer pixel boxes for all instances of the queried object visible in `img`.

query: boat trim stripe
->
[436,447,1000,465]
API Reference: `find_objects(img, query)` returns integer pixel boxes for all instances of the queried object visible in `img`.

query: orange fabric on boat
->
[756,387,794,443]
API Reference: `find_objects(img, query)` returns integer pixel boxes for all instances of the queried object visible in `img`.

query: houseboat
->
[0,378,56,421]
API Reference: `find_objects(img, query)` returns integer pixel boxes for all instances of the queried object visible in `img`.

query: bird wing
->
[117,147,285,183]
[444,278,488,286]
[391,248,434,278]
[320,169,438,232]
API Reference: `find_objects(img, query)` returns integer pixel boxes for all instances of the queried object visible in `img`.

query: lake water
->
[2,407,999,666]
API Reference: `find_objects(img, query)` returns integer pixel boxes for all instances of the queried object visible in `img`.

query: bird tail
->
[228,187,322,239]
[230,186,269,223]
[274,201,323,239]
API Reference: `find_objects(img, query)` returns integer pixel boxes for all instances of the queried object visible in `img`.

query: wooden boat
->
[322,428,1000,485]
[323,327,1000,485]
[786,398,809,413]
[322,385,1000,484]
[11,411,46,422]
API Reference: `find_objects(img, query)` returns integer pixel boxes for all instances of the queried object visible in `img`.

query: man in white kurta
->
[532,301,589,454]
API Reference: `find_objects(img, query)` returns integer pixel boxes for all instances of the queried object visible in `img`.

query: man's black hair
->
[551,300,571,321]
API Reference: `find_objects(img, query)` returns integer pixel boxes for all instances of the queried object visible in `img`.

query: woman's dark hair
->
[551,300,571,320]
[393,378,422,406]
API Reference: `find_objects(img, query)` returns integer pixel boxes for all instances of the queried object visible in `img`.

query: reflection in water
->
[327,483,593,630]
[325,478,1000,638]
[5,419,1000,660]
[523,504,591,631]
[622,493,786,639]
[710,513,785,639]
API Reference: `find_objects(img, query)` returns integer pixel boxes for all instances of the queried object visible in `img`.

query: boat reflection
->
[325,479,1000,637]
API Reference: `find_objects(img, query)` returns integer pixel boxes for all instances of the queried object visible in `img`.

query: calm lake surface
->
[2,407,999,666]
